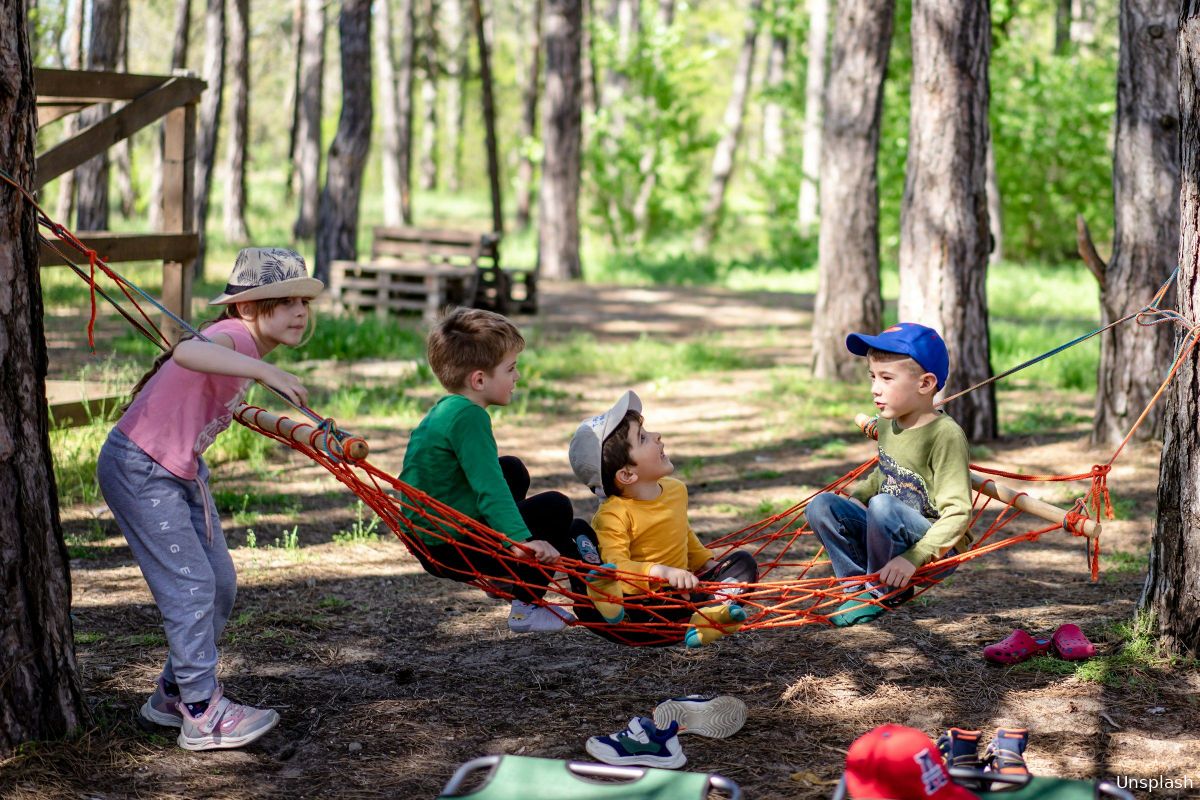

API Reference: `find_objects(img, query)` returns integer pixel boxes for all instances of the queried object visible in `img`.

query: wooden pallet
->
[329,260,477,322]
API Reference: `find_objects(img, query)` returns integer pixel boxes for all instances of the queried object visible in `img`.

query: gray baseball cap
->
[568,390,643,498]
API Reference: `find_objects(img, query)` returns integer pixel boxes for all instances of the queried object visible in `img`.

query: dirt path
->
[10,283,1198,799]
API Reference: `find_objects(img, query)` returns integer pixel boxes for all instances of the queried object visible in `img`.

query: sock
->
[184,700,210,717]
[684,604,747,647]
[164,680,181,697]
[583,565,625,623]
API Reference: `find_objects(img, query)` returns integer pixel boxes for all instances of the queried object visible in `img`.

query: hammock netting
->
[11,169,1199,648]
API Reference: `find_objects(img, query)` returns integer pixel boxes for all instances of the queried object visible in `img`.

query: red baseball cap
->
[845,724,980,800]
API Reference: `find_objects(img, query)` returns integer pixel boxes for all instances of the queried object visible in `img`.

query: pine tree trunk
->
[693,0,763,253]
[760,2,789,168]
[315,0,373,283]
[515,0,544,231]
[75,0,124,232]
[1072,0,1098,48]
[539,0,583,280]
[796,0,828,236]
[658,0,675,27]
[397,0,417,223]
[0,1,86,754]
[285,0,303,202]
[419,0,440,191]
[473,0,503,233]
[1055,0,1072,54]
[442,0,467,192]
[581,0,600,116]
[897,0,995,440]
[149,0,191,231]
[223,0,250,243]
[26,0,38,62]
[54,0,84,225]
[376,0,404,226]
[811,0,894,382]
[1093,0,1179,445]
[1141,0,1200,657]
[293,0,325,239]
[192,0,225,274]
[113,2,137,219]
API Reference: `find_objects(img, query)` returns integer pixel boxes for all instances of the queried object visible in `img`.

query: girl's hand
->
[259,363,308,407]
[517,539,560,563]
[649,564,699,590]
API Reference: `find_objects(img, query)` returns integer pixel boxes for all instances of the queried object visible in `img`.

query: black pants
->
[415,456,579,603]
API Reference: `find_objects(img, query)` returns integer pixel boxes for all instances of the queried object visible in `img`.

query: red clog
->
[983,629,1052,665]
[1051,623,1096,660]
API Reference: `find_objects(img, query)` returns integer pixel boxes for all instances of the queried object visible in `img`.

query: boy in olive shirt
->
[806,323,972,627]
[400,308,579,633]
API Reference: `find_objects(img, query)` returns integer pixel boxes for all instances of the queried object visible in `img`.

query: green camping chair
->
[438,755,742,800]
[829,768,1135,800]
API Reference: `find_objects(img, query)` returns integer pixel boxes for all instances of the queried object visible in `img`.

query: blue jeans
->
[806,492,947,591]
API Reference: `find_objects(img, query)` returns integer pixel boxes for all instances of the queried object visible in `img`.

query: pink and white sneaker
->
[140,677,184,728]
[176,685,279,751]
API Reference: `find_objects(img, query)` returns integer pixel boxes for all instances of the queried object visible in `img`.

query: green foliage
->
[276,314,427,364]
[333,501,382,545]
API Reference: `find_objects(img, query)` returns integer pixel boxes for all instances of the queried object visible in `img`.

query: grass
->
[332,501,382,545]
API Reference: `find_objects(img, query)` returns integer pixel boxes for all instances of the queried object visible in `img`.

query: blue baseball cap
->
[846,323,949,389]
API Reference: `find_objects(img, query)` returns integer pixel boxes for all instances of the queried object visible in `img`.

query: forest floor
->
[4,282,1199,799]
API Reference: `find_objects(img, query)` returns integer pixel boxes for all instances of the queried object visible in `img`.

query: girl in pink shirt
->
[96,248,321,751]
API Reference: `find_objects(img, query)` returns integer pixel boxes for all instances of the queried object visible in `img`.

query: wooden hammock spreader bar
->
[235,404,370,462]
[853,414,1101,540]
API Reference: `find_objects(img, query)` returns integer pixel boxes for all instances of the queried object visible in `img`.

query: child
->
[568,391,758,647]
[399,308,579,634]
[805,323,972,627]
[97,248,321,750]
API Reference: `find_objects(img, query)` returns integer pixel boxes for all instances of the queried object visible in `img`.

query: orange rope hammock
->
[10,168,1198,648]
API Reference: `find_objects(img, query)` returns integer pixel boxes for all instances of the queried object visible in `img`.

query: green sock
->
[830,591,886,627]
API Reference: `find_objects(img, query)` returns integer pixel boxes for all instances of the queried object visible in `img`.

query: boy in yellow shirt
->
[568,391,757,647]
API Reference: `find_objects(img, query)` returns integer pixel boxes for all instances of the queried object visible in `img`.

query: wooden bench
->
[329,226,537,322]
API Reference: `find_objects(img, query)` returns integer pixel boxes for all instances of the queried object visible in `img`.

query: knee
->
[541,490,574,523]
[498,456,529,483]
[806,492,837,517]
[867,493,904,516]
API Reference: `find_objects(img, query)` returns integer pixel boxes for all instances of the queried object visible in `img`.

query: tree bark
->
[54,0,85,225]
[1093,1,1180,445]
[315,0,373,283]
[581,0,600,116]
[397,0,417,223]
[473,0,503,234]
[898,0,995,440]
[442,0,468,192]
[796,0,828,235]
[539,0,583,280]
[192,0,225,274]
[515,0,544,230]
[419,0,439,191]
[75,0,124,232]
[760,1,789,168]
[149,0,192,231]
[113,1,136,219]
[375,0,404,226]
[1055,0,1072,54]
[223,0,250,243]
[693,0,764,253]
[293,0,325,239]
[811,0,894,382]
[1141,0,1200,657]
[0,0,86,755]
[285,0,303,202]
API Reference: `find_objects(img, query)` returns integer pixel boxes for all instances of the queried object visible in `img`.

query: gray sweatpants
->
[96,428,236,703]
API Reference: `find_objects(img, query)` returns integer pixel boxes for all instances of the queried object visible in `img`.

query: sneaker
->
[508,599,573,633]
[936,727,984,769]
[575,534,602,565]
[176,686,280,751]
[584,716,686,769]
[140,677,184,728]
[653,695,747,738]
[984,728,1030,776]
[829,591,886,627]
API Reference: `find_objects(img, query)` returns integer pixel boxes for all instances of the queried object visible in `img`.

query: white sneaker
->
[652,695,747,738]
[508,599,573,633]
[585,716,687,769]
[176,686,279,751]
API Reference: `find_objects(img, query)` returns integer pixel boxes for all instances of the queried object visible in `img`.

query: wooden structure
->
[35,67,205,341]
[330,226,537,322]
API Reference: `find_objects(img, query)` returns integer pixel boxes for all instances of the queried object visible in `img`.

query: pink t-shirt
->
[117,318,261,480]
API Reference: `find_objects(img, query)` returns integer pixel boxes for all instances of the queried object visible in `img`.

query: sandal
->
[984,727,1030,776]
[983,630,1052,665]
[1051,623,1096,660]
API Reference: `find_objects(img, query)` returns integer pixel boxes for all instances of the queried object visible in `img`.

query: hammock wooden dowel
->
[853,414,1101,539]
[235,404,370,461]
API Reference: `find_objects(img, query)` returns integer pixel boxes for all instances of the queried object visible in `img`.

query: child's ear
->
[467,368,487,391]
[615,465,638,487]
[919,372,939,395]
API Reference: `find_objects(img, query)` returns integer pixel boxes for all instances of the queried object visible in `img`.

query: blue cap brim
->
[846,332,894,357]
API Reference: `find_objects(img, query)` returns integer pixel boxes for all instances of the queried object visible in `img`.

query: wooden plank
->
[34,67,204,101]
[38,232,199,265]
[35,77,204,188]
[373,225,486,246]
[335,261,474,278]
[37,102,93,126]
[161,103,196,342]
[46,381,125,429]
[372,241,483,260]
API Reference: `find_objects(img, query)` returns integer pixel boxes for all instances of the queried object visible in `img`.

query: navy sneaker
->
[984,728,1030,776]
[584,716,686,769]
[936,727,984,769]
[576,534,602,565]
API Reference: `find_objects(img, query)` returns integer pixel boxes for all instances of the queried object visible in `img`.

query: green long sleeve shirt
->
[852,413,973,566]
[400,394,532,546]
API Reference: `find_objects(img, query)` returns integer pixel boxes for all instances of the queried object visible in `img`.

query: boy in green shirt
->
[400,308,581,633]
[806,323,972,626]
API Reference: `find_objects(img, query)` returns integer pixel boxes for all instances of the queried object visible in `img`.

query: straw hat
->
[208,248,325,305]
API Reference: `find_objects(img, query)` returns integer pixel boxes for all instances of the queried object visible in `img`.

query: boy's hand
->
[648,564,700,590]
[878,555,917,588]
[517,539,560,563]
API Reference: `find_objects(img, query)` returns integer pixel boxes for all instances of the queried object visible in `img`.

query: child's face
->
[868,356,936,421]
[251,298,310,349]
[624,419,674,483]
[478,348,521,406]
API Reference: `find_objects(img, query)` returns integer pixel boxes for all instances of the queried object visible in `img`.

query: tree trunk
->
[26,0,38,63]
[293,0,325,239]
[223,0,250,243]
[658,0,675,27]
[1093,1,1180,445]
[811,0,894,382]
[397,0,417,223]
[376,0,404,226]
[442,0,467,192]
[629,0,678,239]
[1140,0,1200,657]
[796,0,828,236]
[0,0,86,755]
[1072,0,1098,48]
[692,0,763,253]
[760,1,789,168]
[897,0,995,440]
[539,0,583,280]
[285,0,303,201]
[315,0,373,283]
[54,0,85,225]
[149,0,191,231]
[1055,0,1072,54]
[473,0,503,234]
[113,1,136,219]
[419,0,439,191]
[75,0,124,232]
[581,0,600,116]
[515,0,544,230]
[192,0,225,275]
